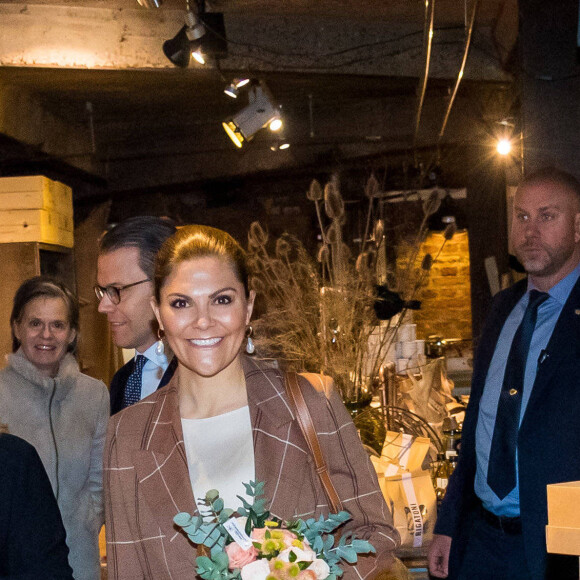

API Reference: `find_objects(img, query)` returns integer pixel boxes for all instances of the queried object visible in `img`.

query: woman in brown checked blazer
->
[103,225,400,580]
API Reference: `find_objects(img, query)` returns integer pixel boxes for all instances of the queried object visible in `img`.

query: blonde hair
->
[154,225,250,301]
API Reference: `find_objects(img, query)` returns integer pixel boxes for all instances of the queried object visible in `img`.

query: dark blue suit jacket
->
[435,277,580,579]
[109,355,177,416]
[0,433,74,579]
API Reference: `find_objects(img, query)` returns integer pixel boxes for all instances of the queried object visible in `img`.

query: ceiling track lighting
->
[163,10,227,68]
[222,84,283,148]
[270,141,290,152]
[224,78,251,99]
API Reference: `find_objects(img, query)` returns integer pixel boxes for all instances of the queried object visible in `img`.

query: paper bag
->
[372,432,436,549]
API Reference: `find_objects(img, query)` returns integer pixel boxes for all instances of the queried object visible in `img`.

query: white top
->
[181,405,255,514]
[136,342,169,399]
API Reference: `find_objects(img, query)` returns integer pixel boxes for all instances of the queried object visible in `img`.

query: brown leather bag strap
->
[284,371,344,513]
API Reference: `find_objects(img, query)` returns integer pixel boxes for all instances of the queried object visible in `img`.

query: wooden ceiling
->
[0,0,517,196]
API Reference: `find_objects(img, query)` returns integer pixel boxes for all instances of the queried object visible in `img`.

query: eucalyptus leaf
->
[337,546,357,564]
[174,512,193,527]
[205,490,220,503]
[213,551,230,570]
[212,498,225,513]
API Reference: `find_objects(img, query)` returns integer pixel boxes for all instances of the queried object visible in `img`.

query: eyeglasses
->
[94,279,151,305]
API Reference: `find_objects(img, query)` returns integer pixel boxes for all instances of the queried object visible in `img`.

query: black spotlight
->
[163,25,193,68]
[163,11,227,68]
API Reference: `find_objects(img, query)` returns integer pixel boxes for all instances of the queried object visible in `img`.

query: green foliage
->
[174,482,376,580]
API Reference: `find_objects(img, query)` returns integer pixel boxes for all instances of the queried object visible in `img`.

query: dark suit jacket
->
[104,355,400,580]
[435,277,580,579]
[0,433,74,580]
[109,355,177,415]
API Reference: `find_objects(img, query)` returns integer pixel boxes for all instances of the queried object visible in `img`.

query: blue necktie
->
[123,354,147,409]
[487,289,549,499]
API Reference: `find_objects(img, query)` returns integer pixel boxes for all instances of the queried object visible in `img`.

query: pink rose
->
[225,543,258,570]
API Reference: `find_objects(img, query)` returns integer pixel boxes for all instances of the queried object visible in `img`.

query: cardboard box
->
[0,208,73,248]
[0,175,72,216]
[546,525,580,556]
[546,480,580,555]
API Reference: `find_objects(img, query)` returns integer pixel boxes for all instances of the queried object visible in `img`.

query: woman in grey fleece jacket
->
[0,277,109,580]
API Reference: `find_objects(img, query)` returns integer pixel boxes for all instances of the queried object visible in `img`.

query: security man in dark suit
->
[429,167,580,579]
[95,216,177,415]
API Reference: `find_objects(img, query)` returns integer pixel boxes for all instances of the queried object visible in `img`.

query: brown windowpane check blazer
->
[104,356,400,579]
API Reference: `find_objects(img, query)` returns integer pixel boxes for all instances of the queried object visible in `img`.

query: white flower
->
[307,558,331,580]
[278,547,316,563]
[240,559,270,580]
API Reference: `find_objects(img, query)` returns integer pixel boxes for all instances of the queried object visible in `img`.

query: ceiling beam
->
[0,3,510,80]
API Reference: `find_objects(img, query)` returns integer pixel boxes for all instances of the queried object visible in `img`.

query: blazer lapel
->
[471,280,527,402]
[242,357,309,518]
[158,355,178,389]
[525,277,580,412]
[132,377,198,565]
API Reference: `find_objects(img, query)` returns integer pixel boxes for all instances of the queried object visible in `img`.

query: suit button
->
[509,388,518,396]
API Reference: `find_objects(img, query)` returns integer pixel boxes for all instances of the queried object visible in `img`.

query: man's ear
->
[150,297,163,331]
[575,212,580,244]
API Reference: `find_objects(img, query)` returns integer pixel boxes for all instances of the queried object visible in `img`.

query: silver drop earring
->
[155,329,165,356]
[245,326,255,354]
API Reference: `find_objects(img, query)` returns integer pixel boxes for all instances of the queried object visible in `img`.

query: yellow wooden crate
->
[0,208,74,248]
[0,175,72,216]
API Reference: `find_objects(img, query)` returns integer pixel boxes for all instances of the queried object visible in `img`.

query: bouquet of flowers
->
[174,481,375,580]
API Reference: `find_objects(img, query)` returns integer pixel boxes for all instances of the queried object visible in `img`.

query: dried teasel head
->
[340,243,352,261]
[307,179,323,201]
[317,244,330,264]
[248,221,268,248]
[326,222,339,244]
[373,219,384,246]
[422,190,441,217]
[365,173,380,198]
[324,181,345,220]
[444,221,457,240]
[421,253,433,271]
[355,251,372,274]
[275,237,291,259]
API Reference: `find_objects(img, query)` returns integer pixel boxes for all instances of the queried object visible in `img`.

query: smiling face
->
[511,179,580,290]
[152,256,255,379]
[97,246,157,352]
[13,296,76,377]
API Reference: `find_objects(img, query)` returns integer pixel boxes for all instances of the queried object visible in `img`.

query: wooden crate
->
[0,175,73,216]
[0,208,74,248]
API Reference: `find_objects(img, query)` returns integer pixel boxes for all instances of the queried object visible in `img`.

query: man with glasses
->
[96,216,177,415]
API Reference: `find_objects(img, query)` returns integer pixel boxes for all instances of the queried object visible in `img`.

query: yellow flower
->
[265,521,280,528]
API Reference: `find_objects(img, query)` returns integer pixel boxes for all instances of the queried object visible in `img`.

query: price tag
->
[223,519,253,551]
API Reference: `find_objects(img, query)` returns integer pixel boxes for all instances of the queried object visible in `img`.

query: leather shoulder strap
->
[284,371,343,513]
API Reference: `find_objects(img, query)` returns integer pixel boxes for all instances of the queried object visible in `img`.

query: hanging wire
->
[413,0,435,165]
[436,0,480,157]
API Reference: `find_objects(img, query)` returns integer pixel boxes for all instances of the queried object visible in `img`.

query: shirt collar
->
[138,341,169,368]
[528,262,580,306]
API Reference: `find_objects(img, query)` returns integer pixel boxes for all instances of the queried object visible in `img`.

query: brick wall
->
[399,230,472,340]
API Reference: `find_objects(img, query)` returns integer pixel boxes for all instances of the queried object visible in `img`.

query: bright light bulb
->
[279,142,290,150]
[192,49,205,65]
[269,118,283,132]
[496,138,512,156]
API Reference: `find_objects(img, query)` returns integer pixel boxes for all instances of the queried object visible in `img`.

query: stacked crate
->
[0,176,73,248]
